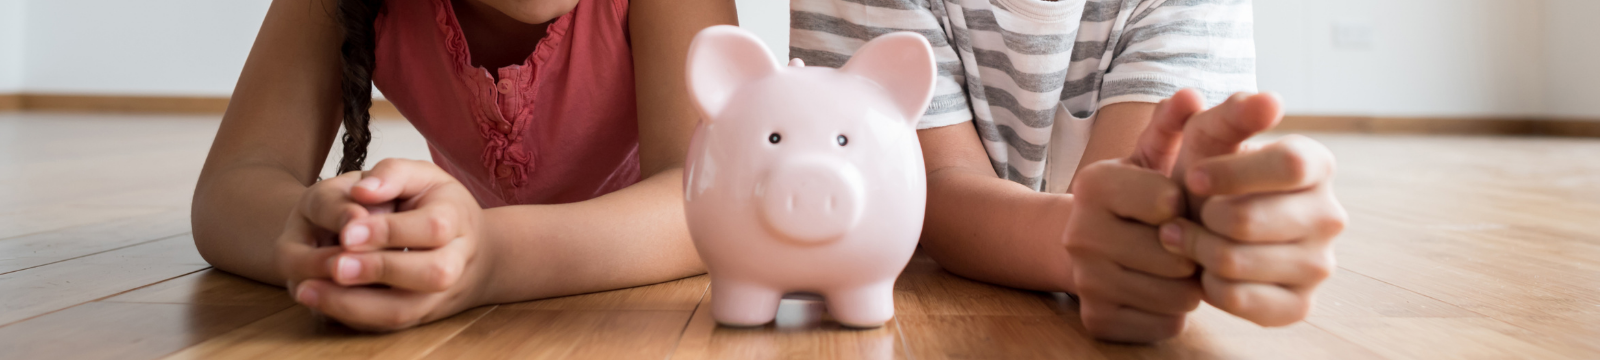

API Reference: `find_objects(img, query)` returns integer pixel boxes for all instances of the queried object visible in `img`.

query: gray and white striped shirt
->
[791,0,1257,192]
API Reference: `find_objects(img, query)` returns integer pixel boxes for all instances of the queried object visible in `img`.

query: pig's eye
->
[836,135,849,146]
[768,133,782,144]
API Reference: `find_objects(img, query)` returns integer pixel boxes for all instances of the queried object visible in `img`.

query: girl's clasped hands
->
[278,159,492,331]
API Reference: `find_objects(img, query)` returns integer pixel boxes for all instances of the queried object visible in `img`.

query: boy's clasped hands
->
[1067,89,1347,342]
[277,159,494,331]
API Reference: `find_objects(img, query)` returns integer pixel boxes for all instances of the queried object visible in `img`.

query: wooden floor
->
[1,111,1598,359]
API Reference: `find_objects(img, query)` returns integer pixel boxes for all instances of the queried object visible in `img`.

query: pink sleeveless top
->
[371,0,640,208]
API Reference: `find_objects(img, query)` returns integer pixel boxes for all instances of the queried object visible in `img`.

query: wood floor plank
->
[1308,317,1574,360]
[0,302,286,360]
[423,309,693,359]
[102,269,293,307]
[0,235,208,326]
[0,205,170,240]
[1313,270,1481,318]
[0,210,190,274]
[159,306,492,360]
[1106,305,1386,360]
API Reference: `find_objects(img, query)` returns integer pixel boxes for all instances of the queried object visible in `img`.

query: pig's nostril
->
[787,195,796,211]
[826,196,835,211]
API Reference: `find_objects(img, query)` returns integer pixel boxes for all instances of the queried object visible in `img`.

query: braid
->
[335,0,385,174]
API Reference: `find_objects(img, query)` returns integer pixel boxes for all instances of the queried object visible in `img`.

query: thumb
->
[1129,89,1206,173]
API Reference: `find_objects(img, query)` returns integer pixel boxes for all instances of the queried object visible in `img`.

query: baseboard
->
[4,93,1598,137]
[0,94,20,111]
[0,93,402,118]
[1278,115,1600,137]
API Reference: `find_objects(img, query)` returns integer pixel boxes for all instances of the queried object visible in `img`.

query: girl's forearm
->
[476,168,704,304]
[191,163,311,285]
[920,168,1078,293]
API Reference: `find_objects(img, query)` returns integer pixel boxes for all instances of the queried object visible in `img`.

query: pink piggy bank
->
[682,25,936,328]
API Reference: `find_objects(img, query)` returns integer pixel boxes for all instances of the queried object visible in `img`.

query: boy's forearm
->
[476,168,705,305]
[920,167,1078,293]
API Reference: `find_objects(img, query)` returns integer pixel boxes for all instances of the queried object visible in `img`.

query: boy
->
[792,0,1346,342]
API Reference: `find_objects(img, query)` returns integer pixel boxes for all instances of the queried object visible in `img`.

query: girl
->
[792,0,1347,342]
[192,0,735,331]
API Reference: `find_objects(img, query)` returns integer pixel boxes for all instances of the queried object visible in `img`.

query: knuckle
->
[1318,206,1350,237]
[1304,252,1336,283]
[429,208,458,243]
[1211,251,1246,280]
[424,258,462,291]
[1207,201,1256,240]
[1276,147,1311,183]
[1215,287,1247,312]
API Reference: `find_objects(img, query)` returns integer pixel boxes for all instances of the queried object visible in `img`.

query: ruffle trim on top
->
[431,0,578,193]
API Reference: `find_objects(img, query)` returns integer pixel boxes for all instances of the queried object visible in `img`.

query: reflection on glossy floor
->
[1,112,1598,359]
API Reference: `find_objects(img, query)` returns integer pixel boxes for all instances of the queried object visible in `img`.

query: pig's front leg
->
[824,281,896,328]
[710,278,783,327]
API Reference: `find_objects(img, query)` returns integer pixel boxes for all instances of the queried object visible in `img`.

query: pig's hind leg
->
[711,279,783,327]
[824,281,895,328]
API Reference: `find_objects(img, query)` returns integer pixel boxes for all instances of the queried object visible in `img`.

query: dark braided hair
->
[334,0,385,174]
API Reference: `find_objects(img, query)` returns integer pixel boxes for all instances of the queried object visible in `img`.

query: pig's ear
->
[687,25,781,121]
[840,32,937,128]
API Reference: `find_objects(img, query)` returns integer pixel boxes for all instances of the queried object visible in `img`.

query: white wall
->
[736,0,790,62]
[1255,0,1551,117]
[0,0,25,93]
[2,0,1595,118]
[1541,0,1600,119]
[20,0,270,96]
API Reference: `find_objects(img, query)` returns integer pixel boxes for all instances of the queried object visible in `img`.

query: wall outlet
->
[1332,20,1375,50]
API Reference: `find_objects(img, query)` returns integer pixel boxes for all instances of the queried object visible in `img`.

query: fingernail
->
[295,282,319,306]
[356,178,382,192]
[1160,223,1184,254]
[337,256,361,282]
[343,224,369,247]
[1189,169,1211,194]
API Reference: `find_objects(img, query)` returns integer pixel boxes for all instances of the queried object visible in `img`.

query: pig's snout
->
[759,157,865,244]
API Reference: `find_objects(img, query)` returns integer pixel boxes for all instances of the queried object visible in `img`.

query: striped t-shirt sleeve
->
[789,0,974,129]
[1100,0,1258,107]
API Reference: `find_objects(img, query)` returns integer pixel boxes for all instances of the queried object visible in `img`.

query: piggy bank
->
[682,25,936,328]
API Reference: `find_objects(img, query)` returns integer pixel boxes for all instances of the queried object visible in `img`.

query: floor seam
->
[663,281,711,360]
[409,304,500,360]
[0,231,190,276]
